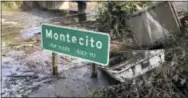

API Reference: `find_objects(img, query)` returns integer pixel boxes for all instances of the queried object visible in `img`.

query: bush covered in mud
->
[2,1,23,10]
[97,1,152,39]
[90,12,188,98]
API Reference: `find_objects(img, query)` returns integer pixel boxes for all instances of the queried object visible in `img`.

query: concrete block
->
[127,2,180,47]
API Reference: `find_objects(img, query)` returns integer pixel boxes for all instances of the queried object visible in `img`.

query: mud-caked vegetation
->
[1,1,23,12]
[97,1,152,39]
[90,2,188,98]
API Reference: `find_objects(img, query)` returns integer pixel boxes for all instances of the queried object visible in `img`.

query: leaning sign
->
[41,24,110,65]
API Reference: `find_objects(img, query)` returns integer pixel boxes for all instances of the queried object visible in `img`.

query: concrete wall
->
[127,2,180,47]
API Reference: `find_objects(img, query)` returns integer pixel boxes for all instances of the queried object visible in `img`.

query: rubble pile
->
[90,11,188,98]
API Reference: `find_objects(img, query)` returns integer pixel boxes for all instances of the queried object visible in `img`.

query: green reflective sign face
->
[41,24,110,66]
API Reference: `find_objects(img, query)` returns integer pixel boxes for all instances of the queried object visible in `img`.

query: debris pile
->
[90,16,188,98]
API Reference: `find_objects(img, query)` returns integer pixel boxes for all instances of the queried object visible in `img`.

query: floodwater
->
[1,7,113,97]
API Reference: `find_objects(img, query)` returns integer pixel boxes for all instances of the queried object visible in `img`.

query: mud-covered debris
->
[91,16,188,98]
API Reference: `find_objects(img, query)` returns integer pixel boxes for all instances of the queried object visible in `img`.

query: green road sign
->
[41,24,110,66]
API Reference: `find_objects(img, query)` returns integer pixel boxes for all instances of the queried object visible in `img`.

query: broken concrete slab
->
[100,49,165,82]
[127,2,181,47]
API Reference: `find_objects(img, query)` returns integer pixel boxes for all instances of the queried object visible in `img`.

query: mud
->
[2,6,112,97]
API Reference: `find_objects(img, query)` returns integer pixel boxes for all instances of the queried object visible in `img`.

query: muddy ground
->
[1,7,115,97]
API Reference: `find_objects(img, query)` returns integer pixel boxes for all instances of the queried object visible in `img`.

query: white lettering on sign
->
[60,34,65,41]
[96,41,102,49]
[72,36,77,43]
[46,29,53,39]
[79,38,84,46]
[67,33,70,43]
[45,29,103,49]
[90,37,95,48]
[86,36,89,47]
[54,33,58,40]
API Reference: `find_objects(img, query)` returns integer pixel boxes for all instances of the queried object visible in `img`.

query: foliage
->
[97,1,152,39]
[2,1,23,15]
[90,16,188,98]
[2,1,23,11]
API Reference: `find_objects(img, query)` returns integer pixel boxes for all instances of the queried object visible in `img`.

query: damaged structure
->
[101,50,165,82]
[37,1,184,82]
[99,2,182,82]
